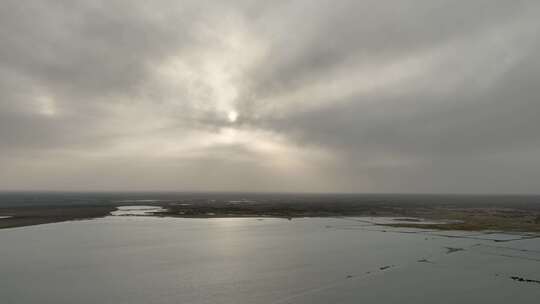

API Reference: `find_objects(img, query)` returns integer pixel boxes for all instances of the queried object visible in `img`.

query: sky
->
[1,0,540,193]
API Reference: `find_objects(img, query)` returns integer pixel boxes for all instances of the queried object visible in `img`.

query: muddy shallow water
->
[1,216,539,303]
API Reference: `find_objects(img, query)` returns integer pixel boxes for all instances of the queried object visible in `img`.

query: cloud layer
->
[1,0,540,193]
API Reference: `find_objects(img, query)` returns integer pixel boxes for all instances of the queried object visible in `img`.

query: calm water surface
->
[1,216,539,303]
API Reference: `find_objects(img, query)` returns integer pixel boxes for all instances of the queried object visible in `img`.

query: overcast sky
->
[1,1,540,193]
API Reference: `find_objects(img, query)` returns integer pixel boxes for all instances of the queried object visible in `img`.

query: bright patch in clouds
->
[227,110,238,123]
[36,95,57,116]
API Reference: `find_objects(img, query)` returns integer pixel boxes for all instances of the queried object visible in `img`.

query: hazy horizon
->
[2,1,540,193]
[2,190,540,197]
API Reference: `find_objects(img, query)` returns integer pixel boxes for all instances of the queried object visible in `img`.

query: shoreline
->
[1,202,540,232]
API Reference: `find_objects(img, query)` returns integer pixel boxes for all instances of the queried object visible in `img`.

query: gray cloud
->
[1,0,540,193]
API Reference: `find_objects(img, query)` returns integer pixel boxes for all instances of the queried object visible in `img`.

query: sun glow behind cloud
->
[85,12,330,179]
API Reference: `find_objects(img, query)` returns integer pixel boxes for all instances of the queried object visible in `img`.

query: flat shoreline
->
[0,206,116,230]
[2,201,540,232]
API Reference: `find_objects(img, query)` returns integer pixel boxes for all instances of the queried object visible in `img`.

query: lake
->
[1,216,539,303]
